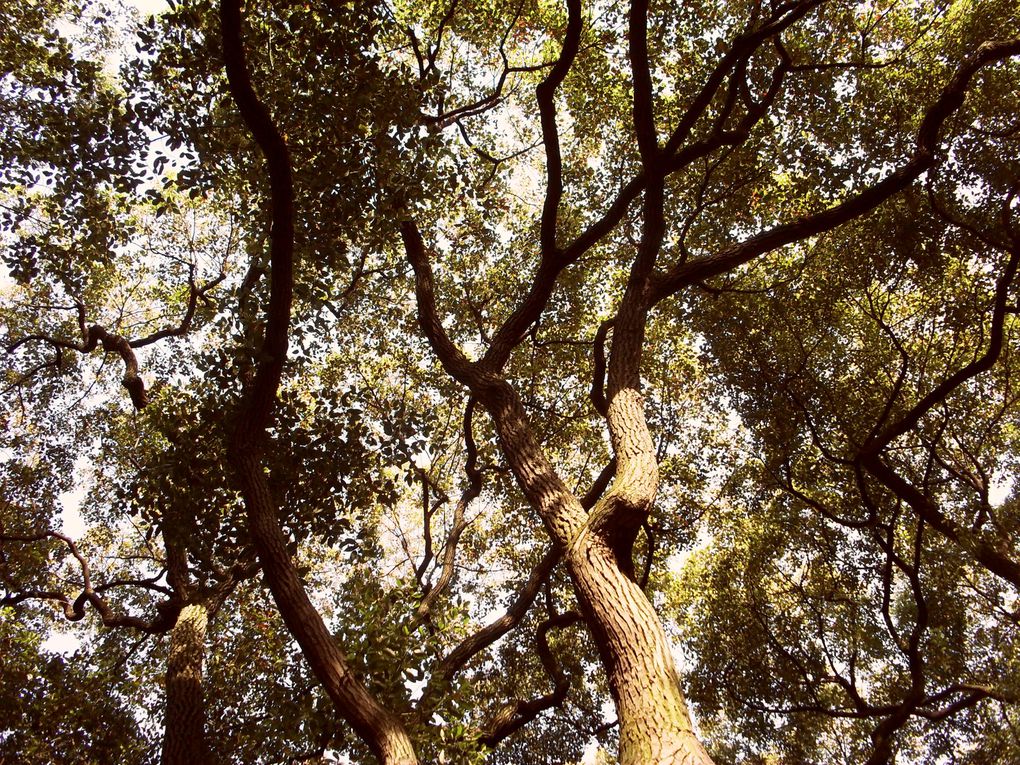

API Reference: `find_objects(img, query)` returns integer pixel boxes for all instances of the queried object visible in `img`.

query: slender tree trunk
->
[162,602,213,765]
[220,0,419,759]
[231,449,419,764]
[564,169,714,763]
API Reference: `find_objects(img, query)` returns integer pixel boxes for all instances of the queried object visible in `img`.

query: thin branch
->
[479,610,581,746]
[418,545,562,715]
[0,528,181,633]
[416,398,483,621]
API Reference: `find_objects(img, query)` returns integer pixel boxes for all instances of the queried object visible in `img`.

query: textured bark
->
[221,1,419,760]
[477,375,712,763]
[162,603,212,765]
[563,15,715,746]
[569,532,714,765]
[405,214,714,762]
[567,175,713,762]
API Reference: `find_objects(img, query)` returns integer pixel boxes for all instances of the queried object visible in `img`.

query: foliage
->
[2,0,1019,763]
[0,613,150,764]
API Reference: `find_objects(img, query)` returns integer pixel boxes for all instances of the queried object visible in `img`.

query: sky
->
[124,0,168,16]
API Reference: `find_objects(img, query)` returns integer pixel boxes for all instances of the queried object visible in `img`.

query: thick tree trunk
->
[563,171,713,763]
[402,367,711,763]
[568,531,713,765]
[402,181,714,763]
[162,602,212,765]
[480,381,714,764]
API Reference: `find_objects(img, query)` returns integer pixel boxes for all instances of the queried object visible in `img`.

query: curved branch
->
[0,528,181,633]
[862,245,1020,456]
[479,611,581,747]
[416,399,483,621]
[629,0,658,165]
[417,546,561,715]
[132,268,227,348]
[649,39,1020,304]
[536,0,583,259]
[590,319,612,417]
[853,238,1020,586]
[8,322,148,409]
[6,268,226,411]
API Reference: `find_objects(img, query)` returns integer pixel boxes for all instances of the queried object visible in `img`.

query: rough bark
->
[162,603,213,765]
[404,210,714,762]
[568,531,713,765]
[232,450,418,764]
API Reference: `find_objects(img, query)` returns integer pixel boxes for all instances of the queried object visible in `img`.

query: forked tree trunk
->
[395,286,716,764]
[560,172,714,763]
[480,379,715,764]
[162,602,213,765]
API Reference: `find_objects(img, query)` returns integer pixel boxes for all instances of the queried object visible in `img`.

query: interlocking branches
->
[852,202,1020,586]
[416,545,561,716]
[649,39,1020,303]
[6,268,225,410]
[0,526,181,633]
[414,398,484,622]
[731,507,1012,764]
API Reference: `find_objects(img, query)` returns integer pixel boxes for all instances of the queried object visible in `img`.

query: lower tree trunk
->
[472,382,713,763]
[569,529,714,765]
[162,602,213,765]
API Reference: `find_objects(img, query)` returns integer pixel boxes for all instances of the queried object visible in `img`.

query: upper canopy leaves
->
[2,0,1019,762]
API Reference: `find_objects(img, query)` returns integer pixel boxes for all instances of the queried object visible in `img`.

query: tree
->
[2,0,1019,763]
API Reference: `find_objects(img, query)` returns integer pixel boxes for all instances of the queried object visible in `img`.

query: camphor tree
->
[2,0,1020,763]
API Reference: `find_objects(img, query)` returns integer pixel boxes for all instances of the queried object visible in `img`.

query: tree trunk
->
[568,528,714,765]
[162,602,213,765]
[403,196,714,763]
[469,380,713,764]
[231,449,419,764]
[562,173,714,764]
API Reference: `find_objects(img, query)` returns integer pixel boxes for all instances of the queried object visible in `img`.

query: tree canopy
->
[2,0,1019,763]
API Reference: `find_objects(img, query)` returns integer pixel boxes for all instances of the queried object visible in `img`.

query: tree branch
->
[649,39,1020,304]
